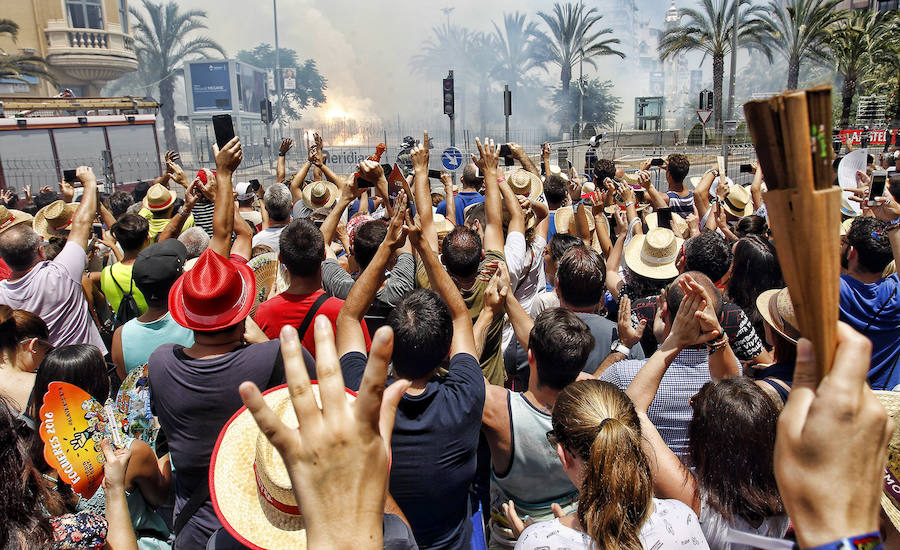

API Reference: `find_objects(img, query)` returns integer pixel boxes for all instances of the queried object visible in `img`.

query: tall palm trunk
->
[159,75,178,152]
[840,76,856,129]
[712,53,724,130]
[561,64,572,135]
[478,81,488,137]
[787,55,800,90]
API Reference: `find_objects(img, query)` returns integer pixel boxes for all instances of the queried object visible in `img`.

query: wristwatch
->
[611,339,631,356]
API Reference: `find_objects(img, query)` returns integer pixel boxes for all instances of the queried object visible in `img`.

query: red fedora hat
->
[169,249,256,331]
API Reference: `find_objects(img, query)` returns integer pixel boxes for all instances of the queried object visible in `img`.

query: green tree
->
[660,0,771,129]
[235,44,326,124]
[868,13,900,126]
[760,0,842,90]
[492,12,546,95]
[128,1,225,152]
[534,2,624,131]
[828,9,888,129]
[550,78,621,129]
[0,19,57,86]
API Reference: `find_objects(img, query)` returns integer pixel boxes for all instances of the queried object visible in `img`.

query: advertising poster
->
[239,64,266,113]
[191,62,232,112]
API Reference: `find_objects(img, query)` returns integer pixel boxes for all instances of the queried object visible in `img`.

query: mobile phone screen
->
[657,207,672,230]
[739,164,753,173]
[498,144,512,158]
[63,169,77,183]
[212,114,235,149]
[428,169,442,179]
[869,171,887,206]
[650,158,664,167]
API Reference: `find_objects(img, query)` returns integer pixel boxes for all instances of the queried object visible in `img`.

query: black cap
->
[133,239,187,302]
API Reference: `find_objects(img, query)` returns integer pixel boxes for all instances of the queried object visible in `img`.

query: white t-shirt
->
[251,225,286,254]
[502,231,547,350]
[515,499,709,550]
[698,494,790,550]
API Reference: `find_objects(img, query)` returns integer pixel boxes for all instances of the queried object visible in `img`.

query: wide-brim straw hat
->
[301,181,338,210]
[554,206,575,234]
[0,205,33,235]
[721,184,753,218]
[169,249,256,331]
[604,203,648,216]
[434,213,455,237]
[508,169,543,202]
[33,200,76,240]
[755,288,800,344]
[623,227,683,280]
[645,211,689,237]
[142,183,176,212]
[211,383,356,550]
[876,390,900,534]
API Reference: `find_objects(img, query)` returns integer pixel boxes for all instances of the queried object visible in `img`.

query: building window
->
[118,0,128,32]
[67,0,104,30]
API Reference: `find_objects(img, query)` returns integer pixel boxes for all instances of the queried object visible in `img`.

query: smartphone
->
[498,144,513,158]
[428,169,442,179]
[657,207,672,230]
[63,169,77,184]
[869,170,887,206]
[92,224,103,239]
[212,114,235,149]
[355,174,375,189]
[650,158,665,167]
[739,164,753,173]
[248,179,261,192]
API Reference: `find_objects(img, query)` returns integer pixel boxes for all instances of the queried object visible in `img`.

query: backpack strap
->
[109,265,134,295]
[173,480,210,536]
[296,293,330,342]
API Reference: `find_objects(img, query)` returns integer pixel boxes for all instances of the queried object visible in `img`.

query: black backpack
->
[109,267,140,328]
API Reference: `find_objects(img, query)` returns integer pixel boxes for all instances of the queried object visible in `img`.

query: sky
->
[173,0,683,126]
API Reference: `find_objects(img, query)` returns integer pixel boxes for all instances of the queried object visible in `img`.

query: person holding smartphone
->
[639,154,694,217]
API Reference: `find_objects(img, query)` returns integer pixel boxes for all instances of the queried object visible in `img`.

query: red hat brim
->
[168,258,257,332]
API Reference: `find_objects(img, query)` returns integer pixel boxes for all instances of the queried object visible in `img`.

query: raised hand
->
[664,275,722,348]
[868,195,900,222]
[410,131,430,173]
[59,180,75,203]
[618,295,647,348]
[358,159,385,184]
[100,439,132,491]
[383,192,408,251]
[166,159,187,188]
[75,166,96,186]
[472,137,499,173]
[280,138,294,155]
[214,137,243,173]
[164,150,180,167]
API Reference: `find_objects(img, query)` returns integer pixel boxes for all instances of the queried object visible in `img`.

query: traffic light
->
[699,90,713,111]
[260,99,273,124]
[443,72,454,117]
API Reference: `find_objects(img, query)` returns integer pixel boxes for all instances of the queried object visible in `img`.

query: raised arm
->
[407,212,476,357]
[638,163,669,209]
[209,137,242,257]
[337,199,407,357]
[358,161,393,218]
[69,166,98,251]
[320,172,360,246]
[589,192,613,257]
[474,265,509,358]
[605,228,627,299]
[277,138,293,183]
[505,271,535,352]
[410,131,438,252]
[474,138,504,252]
[288,145,315,204]
[509,142,540,178]
[499,178,525,236]
[441,171,457,226]
[230,203,253,261]
[157,180,200,243]
[749,161,764,211]
[693,167,717,220]
[871,196,900,265]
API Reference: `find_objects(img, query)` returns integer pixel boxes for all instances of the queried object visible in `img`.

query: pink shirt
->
[0,241,107,354]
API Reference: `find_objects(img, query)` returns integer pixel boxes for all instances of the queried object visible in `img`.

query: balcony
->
[44,21,138,84]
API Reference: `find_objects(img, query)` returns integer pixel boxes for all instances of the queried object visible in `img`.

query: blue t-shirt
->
[340,351,485,550]
[547,211,558,241]
[348,197,376,219]
[436,191,484,226]
[840,273,900,389]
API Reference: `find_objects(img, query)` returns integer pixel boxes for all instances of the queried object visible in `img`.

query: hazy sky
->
[173,0,684,123]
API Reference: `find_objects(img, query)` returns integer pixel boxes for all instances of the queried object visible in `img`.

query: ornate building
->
[0,0,138,97]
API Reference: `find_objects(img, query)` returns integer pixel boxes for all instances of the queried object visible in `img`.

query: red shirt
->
[0,257,10,281]
[254,289,370,357]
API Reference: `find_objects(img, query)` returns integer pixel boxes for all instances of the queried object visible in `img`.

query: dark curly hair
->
[846,216,893,274]
[665,154,690,183]
[592,159,617,182]
[684,231,732,283]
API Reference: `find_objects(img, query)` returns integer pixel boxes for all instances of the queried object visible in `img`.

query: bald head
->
[0,225,42,271]
[461,163,481,191]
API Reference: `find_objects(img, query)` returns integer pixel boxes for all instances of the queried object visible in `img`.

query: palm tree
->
[829,9,888,129]
[0,19,57,86]
[129,1,225,152]
[534,2,624,131]
[868,13,900,126]
[492,12,546,96]
[660,0,771,129]
[760,0,842,90]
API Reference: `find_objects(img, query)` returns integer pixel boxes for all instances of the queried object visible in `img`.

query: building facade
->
[0,0,138,97]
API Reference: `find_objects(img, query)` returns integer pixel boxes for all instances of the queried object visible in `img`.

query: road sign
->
[441,147,464,171]
[697,110,713,125]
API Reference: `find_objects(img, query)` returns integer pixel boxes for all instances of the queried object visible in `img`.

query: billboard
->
[237,63,267,113]
[190,62,231,112]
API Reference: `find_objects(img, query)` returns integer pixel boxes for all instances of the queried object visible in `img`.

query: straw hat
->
[645,211,689,237]
[623,227,683,279]
[604,203,648,216]
[876,390,900,533]
[554,206,574,234]
[434,213,455,238]
[755,288,800,344]
[169,248,256,331]
[301,181,338,210]
[721,184,753,218]
[508,169,543,202]
[0,205,33,235]
[211,384,356,549]
[143,184,176,212]
[33,200,76,240]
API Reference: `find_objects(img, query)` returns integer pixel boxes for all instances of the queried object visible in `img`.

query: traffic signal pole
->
[444,70,455,147]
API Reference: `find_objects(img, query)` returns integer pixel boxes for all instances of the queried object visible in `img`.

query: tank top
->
[121,312,194,375]
[101,262,148,315]
[667,190,695,217]
[491,393,578,510]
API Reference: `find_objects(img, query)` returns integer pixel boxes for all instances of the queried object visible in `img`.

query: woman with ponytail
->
[513,380,709,550]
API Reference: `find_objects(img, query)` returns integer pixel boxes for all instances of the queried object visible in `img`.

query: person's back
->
[839,216,900,388]
[251,184,292,254]
[435,163,484,226]
[100,213,150,317]
[665,153,694,217]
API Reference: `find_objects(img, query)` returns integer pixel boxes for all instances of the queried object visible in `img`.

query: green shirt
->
[100,262,148,316]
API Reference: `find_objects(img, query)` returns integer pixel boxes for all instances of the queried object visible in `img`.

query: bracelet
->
[278,153,286,157]
[625,201,636,208]
[886,221,900,233]
[805,532,883,550]
[497,177,506,183]
[706,333,729,354]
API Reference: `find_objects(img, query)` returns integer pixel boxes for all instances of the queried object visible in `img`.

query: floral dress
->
[51,510,108,549]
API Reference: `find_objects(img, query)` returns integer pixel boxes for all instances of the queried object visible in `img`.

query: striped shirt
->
[192,200,215,236]
[599,348,709,458]
[667,190,695,217]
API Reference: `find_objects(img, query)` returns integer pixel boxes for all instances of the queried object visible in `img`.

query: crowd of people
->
[0,128,898,550]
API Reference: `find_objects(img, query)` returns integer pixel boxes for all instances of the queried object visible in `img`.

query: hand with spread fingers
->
[618,295,647,349]
[239,320,410,549]
[280,138,294,155]
[472,137,500,174]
